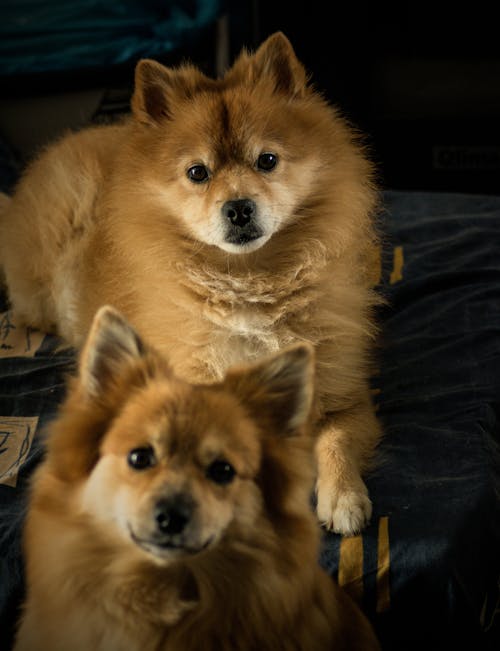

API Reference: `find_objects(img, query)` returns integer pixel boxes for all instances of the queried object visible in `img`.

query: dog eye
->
[187,164,209,183]
[206,459,236,485]
[256,152,278,172]
[127,446,156,470]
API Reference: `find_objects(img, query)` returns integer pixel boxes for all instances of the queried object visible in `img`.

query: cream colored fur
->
[13,307,381,651]
[0,32,382,534]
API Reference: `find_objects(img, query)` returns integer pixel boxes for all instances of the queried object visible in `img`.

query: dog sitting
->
[13,306,380,651]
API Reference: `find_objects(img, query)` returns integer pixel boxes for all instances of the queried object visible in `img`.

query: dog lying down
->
[0,31,382,536]
[13,306,380,651]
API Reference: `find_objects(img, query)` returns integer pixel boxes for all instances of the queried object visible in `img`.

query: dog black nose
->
[222,199,256,227]
[154,496,192,535]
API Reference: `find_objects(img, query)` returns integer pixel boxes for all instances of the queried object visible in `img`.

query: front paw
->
[316,482,372,536]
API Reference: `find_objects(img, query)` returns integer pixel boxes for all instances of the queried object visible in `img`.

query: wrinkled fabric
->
[320,191,500,650]
[0,0,222,74]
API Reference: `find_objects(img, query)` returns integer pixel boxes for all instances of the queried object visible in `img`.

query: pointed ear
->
[79,305,146,398]
[223,344,315,435]
[248,32,308,98]
[131,59,175,125]
[131,59,210,125]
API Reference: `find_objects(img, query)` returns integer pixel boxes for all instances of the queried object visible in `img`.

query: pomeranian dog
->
[0,32,382,535]
[13,305,380,651]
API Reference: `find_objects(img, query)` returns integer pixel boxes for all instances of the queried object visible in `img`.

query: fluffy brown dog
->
[0,32,381,534]
[13,306,380,651]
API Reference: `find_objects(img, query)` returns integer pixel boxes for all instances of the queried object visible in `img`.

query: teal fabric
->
[0,0,222,74]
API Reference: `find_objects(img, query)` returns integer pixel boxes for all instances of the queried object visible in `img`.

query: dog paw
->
[316,484,372,536]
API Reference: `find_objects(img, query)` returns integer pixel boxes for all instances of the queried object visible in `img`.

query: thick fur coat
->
[13,307,380,651]
[0,33,382,534]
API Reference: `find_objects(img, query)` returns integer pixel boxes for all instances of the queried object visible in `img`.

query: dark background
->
[250,3,500,195]
[1,1,500,196]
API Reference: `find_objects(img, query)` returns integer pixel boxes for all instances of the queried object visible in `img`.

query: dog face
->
[128,32,334,255]
[81,378,264,561]
[50,307,314,564]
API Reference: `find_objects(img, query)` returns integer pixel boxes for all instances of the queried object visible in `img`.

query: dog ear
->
[79,305,146,398]
[244,32,308,98]
[223,344,315,435]
[132,59,209,125]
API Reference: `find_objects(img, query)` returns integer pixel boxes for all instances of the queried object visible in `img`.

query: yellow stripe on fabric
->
[389,246,404,284]
[338,533,364,604]
[376,516,391,613]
